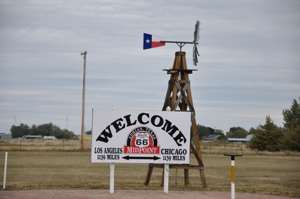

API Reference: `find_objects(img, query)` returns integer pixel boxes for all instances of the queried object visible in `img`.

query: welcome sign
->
[91,111,191,164]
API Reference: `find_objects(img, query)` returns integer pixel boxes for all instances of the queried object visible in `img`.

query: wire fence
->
[0,138,256,155]
[1,138,298,156]
[0,138,88,151]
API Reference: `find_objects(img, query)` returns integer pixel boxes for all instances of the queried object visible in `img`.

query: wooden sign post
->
[145,51,207,188]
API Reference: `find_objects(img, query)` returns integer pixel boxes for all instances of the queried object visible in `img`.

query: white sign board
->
[91,111,191,164]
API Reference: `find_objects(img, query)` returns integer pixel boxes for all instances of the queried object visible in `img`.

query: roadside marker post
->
[224,153,242,199]
[3,152,8,190]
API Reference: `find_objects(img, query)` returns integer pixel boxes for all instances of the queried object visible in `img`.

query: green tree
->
[197,125,215,138]
[10,123,75,139]
[33,123,54,136]
[10,123,30,138]
[282,98,300,151]
[249,116,283,151]
[283,99,300,130]
[226,127,248,138]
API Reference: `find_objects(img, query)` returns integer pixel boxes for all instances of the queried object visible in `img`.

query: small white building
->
[43,136,57,140]
[23,135,43,139]
[227,134,254,143]
[202,134,221,142]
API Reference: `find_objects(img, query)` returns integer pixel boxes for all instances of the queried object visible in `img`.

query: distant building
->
[23,135,43,139]
[227,134,253,143]
[43,136,57,140]
[0,133,11,140]
[202,134,221,142]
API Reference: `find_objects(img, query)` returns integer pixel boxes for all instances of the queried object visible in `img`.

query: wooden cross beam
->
[144,51,207,188]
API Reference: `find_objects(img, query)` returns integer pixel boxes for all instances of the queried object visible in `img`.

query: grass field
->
[0,151,299,197]
[1,138,299,156]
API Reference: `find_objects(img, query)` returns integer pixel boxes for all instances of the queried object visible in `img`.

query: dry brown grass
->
[0,136,91,151]
[0,151,299,197]
[1,138,299,156]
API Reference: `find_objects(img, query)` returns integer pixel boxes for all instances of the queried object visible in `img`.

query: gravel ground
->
[0,190,299,199]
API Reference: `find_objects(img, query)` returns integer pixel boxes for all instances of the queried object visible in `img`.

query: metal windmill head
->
[143,20,201,66]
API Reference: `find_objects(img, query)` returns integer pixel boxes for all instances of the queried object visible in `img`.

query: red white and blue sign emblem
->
[124,126,160,154]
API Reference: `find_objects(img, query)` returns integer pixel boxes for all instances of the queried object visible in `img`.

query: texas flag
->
[143,33,165,50]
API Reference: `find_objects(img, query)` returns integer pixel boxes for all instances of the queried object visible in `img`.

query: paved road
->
[0,190,299,199]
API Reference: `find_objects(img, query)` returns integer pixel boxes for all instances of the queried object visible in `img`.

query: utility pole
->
[80,51,87,150]
[13,115,17,124]
[91,107,94,133]
[65,116,69,130]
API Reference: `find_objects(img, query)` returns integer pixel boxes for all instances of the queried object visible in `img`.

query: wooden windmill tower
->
[143,21,207,188]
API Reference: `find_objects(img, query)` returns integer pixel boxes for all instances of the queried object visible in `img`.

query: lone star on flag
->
[143,33,165,50]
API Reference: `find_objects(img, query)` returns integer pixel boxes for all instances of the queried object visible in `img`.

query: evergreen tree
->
[10,123,75,139]
[282,98,300,151]
[226,127,248,138]
[11,123,30,138]
[250,116,283,151]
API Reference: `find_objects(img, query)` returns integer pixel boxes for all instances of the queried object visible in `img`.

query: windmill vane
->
[143,20,200,66]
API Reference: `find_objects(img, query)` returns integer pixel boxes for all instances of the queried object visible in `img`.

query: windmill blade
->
[193,20,200,43]
[193,45,199,66]
[193,20,200,65]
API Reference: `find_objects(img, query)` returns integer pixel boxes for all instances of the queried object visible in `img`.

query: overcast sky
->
[0,0,299,134]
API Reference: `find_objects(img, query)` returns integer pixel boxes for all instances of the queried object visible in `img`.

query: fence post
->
[3,152,8,189]
[19,138,22,151]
